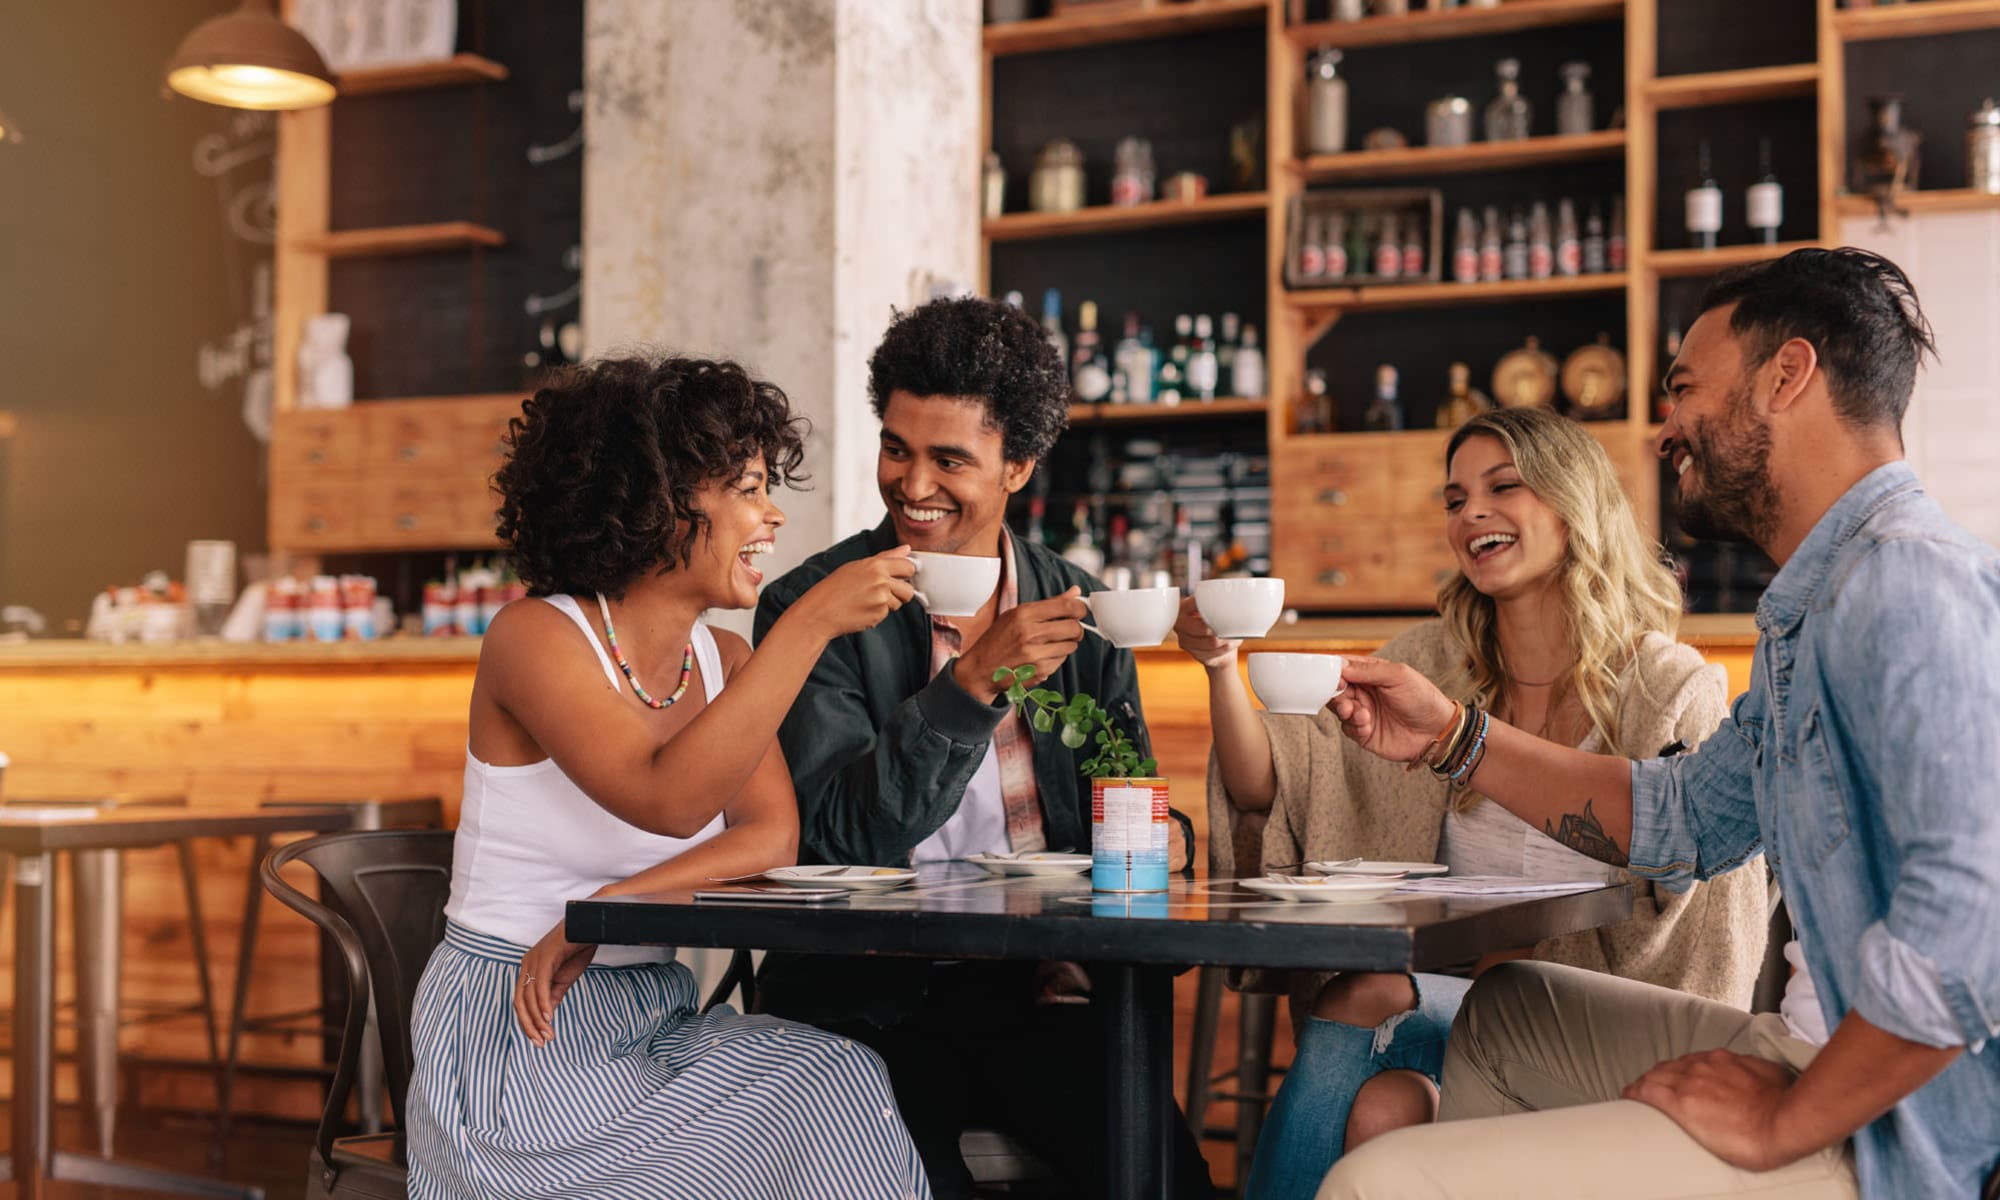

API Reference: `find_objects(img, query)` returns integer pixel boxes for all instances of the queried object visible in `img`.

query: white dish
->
[1307,860,1448,878]
[966,851,1092,877]
[1239,874,1408,903]
[763,865,918,891]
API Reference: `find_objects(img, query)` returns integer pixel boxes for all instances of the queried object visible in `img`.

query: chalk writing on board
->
[193,111,277,442]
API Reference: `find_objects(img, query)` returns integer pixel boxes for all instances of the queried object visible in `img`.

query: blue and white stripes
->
[406,921,931,1199]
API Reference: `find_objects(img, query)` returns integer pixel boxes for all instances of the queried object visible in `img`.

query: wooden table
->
[0,806,352,1200]
[568,865,1633,1199]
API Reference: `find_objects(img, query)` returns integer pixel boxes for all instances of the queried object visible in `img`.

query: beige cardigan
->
[1207,621,1770,1026]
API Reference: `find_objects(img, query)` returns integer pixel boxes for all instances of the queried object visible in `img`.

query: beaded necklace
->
[595,592,694,709]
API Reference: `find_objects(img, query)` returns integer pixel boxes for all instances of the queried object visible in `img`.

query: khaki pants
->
[1316,962,1858,1200]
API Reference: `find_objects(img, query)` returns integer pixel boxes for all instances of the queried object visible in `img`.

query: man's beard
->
[1676,377,1780,549]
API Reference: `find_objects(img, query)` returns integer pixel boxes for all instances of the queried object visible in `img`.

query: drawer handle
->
[396,513,420,531]
[1318,537,1346,552]
[1317,569,1350,587]
[307,448,327,465]
[306,517,328,534]
[1317,488,1349,506]
[398,445,421,462]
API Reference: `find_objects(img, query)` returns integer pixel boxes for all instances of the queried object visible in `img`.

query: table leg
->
[13,851,56,1199]
[73,847,123,1158]
[1098,963,1174,1200]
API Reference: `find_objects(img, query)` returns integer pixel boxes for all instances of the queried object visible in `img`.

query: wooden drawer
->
[456,399,522,478]
[1273,442,1394,516]
[270,411,363,478]
[360,480,472,547]
[1271,526,1396,607]
[269,479,362,549]
[361,403,461,474]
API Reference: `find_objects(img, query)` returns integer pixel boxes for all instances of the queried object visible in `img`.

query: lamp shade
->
[165,0,335,111]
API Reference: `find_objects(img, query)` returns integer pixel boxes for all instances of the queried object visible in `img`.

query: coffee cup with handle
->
[1248,652,1346,715]
[907,551,1001,618]
[1081,587,1180,648]
[1194,577,1285,640]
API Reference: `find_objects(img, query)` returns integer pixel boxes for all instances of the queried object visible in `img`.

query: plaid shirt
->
[927,529,1047,854]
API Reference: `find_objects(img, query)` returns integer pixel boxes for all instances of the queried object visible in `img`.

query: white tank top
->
[444,594,727,965]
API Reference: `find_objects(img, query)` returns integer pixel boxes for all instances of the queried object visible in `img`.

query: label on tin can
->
[1092,779,1169,893]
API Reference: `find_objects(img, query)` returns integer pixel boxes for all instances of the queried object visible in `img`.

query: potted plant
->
[995,666,1170,894]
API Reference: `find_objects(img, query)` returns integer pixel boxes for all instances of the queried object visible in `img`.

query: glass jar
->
[1484,58,1531,141]
[1969,98,2000,194]
[1426,96,1473,147]
[1306,48,1348,156]
[1111,137,1156,207]
[1557,62,1593,136]
[1029,139,1085,213]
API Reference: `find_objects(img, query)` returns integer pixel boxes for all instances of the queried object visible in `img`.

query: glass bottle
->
[1479,205,1503,282]
[1528,201,1554,279]
[1307,48,1348,156]
[1557,62,1594,136]
[1300,213,1328,279]
[1187,314,1220,401]
[1373,212,1402,279]
[1040,289,1067,373]
[1555,198,1581,276]
[1969,98,2000,194]
[982,152,1006,220]
[1746,137,1783,244]
[1114,310,1153,405]
[1608,194,1628,270]
[1364,364,1405,432]
[1503,207,1530,280]
[1582,203,1607,274]
[1110,137,1156,207]
[1060,501,1105,575]
[1484,58,1531,142]
[1232,323,1266,399]
[1686,140,1723,250]
[1071,300,1112,404]
[1453,207,1479,283]
[1401,211,1425,277]
[1217,312,1241,381]
[1325,211,1351,281]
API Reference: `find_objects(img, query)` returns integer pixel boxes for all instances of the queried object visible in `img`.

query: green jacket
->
[752,518,1151,1026]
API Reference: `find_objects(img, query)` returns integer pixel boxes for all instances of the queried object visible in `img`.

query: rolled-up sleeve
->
[1628,685,1766,891]
[1825,539,2000,1051]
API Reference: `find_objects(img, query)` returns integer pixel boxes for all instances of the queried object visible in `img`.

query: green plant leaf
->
[1027,688,1062,706]
[1060,722,1087,750]
[1031,708,1054,734]
[1093,730,1108,745]
[1138,757,1158,776]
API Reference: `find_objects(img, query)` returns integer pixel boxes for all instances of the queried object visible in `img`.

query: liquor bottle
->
[1040,289,1068,373]
[1343,210,1367,282]
[1453,207,1479,283]
[1555,198,1581,277]
[1156,316,1188,406]
[1209,497,1249,577]
[1217,312,1241,382]
[1107,513,1132,579]
[1060,500,1105,575]
[1557,61,1594,136]
[1582,203,1607,274]
[1401,213,1424,277]
[1300,213,1328,279]
[1324,211,1350,281]
[1479,206,1504,282]
[1608,194,1628,270]
[1167,504,1203,592]
[1071,300,1112,404]
[1503,207,1530,280]
[1747,137,1784,244]
[1188,314,1220,401]
[1435,360,1494,428]
[1373,212,1402,279]
[1528,201,1554,279]
[1232,323,1266,398]
[1299,366,1330,434]
[1025,493,1048,547]
[1364,364,1405,431]
[1114,311,1154,405]
[1484,57,1532,142]
[1685,141,1723,250]
[1003,290,1024,309]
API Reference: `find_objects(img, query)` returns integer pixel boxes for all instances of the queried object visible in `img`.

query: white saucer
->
[763,865,918,891]
[1240,874,1408,903]
[1306,860,1448,878]
[966,852,1092,877]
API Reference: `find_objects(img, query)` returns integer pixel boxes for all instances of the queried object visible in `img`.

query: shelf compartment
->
[1287,272,1628,312]
[1835,188,2000,218]
[985,192,1269,241]
[1067,397,1269,423]
[292,222,506,258]
[1285,0,1623,51]
[1648,240,1819,278]
[1643,64,1819,110]
[336,54,510,97]
[984,0,1268,56]
[1295,130,1624,183]
[1835,0,2000,41]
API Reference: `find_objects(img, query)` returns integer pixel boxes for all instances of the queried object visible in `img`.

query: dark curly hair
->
[494,354,808,598]
[866,295,1070,463]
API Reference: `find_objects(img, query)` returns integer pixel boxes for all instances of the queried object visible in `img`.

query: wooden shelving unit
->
[1834,0,2000,41]
[1289,273,1629,312]
[1067,397,1268,424]
[1297,130,1625,183]
[290,221,506,258]
[1835,187,2000,217]
[1643,63,1820,110]
[985,192,1268,242]
[1649,240,1821,278]
[1286,0,1624,51]
[984,0,1266,56]
[336,53,509,96]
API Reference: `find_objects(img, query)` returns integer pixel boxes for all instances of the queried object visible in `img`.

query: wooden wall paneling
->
[273,107,330,418]
[1626,0,1659,458]
[1267,0,1300,438]
[1817,0,1843,242]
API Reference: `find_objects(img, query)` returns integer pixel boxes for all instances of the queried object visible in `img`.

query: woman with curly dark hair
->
[403,354,931,1199]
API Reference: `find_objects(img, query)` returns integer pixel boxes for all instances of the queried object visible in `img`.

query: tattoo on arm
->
[1544,799,1628,867]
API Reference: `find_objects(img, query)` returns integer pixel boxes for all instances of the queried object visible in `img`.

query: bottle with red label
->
[1324,211,1349,281]
[1452,208,1479,283]
[1555,198,1582,276]
[1372,212,1401,279]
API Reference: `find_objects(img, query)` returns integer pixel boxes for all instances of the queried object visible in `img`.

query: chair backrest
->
[262,829,454,1165]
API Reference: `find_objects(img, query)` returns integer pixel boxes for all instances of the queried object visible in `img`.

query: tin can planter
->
[1091,776,1170,893]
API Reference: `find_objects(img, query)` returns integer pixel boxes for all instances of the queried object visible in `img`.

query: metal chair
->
[259,829,454,1200]
[1186,972,1283,1187]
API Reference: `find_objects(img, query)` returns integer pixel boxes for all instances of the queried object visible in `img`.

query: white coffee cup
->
[1249,652,1346,715]
[907,551,1001,617]
[1195,577,1285,640]
[1082,587,1180,648]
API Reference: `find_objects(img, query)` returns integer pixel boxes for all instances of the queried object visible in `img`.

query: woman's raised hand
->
[798,546,917,638]
[1329,656,1460,764]
[1174,594,1239,669]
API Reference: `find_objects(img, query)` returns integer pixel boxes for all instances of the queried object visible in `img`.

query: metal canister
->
[1426,96,1473,147]
[1029,139,1085,213]
[1969,98,2000,194]
[1306,47,1348,156]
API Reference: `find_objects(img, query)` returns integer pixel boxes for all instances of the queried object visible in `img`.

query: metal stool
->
[1186,967,1285,1188]
[214,796,444,1155]
[1,792,221,1157]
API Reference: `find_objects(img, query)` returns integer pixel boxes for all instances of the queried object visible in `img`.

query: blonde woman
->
[1182,409,1769,1200]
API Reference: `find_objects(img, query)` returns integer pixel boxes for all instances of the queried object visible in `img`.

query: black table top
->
[568,865,1635,974]
[0,805,354,853]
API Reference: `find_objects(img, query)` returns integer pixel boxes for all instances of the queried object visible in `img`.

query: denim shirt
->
[1629,463,2000,1198]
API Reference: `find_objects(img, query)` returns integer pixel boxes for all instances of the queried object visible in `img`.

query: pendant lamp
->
[165,0,336,111]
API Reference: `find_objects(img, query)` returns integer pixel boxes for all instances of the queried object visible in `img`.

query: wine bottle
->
[1528,201,1554,279]
[1040,289,1068,373]
[1503,207,1529,280]
[1556,198,1581,277]
[1480,206,1504,282]
[1582,203,1607,274]
[1071,300,1111,404]
[1686,141,1723,250]
[1608,194,1628,270]
[1453,207,1480,283]
[1747,137,1783,245]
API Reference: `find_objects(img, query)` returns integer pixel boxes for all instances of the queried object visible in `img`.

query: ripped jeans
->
[1242,972,1473,1200]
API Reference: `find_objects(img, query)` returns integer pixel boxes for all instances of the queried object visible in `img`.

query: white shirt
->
[1780,937,1831,1045]
[910,738,1010,863]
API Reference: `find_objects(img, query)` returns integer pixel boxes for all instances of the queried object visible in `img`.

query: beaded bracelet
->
[1407,700,1465,773]
[1447,708,1492,788]
[1431,704,1488,782]
[1423,702,1471,771]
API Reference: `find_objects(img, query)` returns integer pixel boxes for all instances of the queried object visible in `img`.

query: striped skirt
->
[406,922,932,1200]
